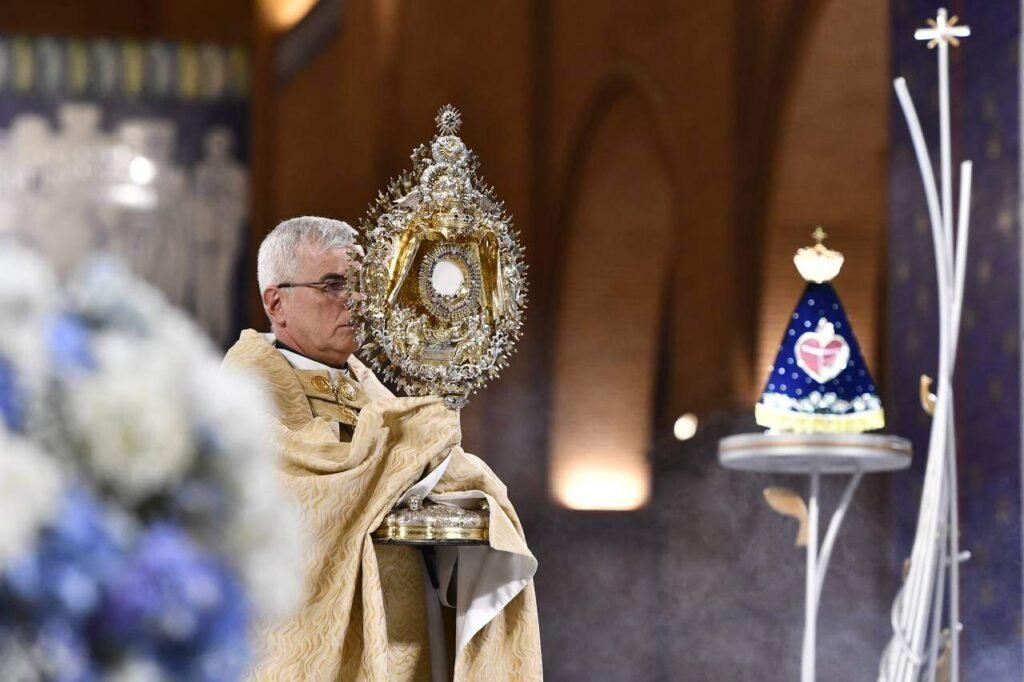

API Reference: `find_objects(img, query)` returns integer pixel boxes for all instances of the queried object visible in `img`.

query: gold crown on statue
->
[793,226,844,283]
[353,105,528,409]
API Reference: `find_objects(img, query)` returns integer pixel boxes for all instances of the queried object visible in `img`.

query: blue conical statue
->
[755,228,884,433]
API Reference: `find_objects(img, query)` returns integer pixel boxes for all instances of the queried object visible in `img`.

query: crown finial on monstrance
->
[435,104,463,135]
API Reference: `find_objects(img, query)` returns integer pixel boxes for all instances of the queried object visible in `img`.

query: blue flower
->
[47,314,94,372]
[170,570,250,682]
[100,523,249,678]
[4,489,124,621]
[35,618,95,682]
[0,355,24,431]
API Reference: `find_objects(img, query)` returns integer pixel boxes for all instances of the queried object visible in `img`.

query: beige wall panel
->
[550,92,673,509]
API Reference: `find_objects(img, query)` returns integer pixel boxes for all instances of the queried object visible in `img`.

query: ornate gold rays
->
[353,106,528,408]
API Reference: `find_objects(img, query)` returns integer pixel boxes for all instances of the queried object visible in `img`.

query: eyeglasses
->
[276,279,351,298]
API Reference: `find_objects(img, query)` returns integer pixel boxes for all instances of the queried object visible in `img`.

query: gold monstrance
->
[361,106,528,545]
[354,105,527,411]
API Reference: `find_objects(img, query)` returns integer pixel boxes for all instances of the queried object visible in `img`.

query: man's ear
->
[262,287,285,326]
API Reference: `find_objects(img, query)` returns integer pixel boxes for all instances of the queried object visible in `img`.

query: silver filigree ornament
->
[352,106,528,409]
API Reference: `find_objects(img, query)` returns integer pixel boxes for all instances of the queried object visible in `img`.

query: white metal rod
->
[891,385,950,682]
[884,27,970,679]
[898,392,952,681]
[892,82,955,680]
[894,78,953,283]
[925,466,952,682]
[951,161,973,346]
[802,471,821,682]
[946,413,961,682]
[884,18,972,681]
[939,41,954,256]
[814,470,864,602]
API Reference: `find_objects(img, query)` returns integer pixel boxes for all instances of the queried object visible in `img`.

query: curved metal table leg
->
[802,469,864,682]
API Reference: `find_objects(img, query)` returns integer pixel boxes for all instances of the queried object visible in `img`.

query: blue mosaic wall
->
[888,1,1022,678]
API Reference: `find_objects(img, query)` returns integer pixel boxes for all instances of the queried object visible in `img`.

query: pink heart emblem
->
[794,318,850,383]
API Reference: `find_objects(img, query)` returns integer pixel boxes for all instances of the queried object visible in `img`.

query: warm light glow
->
[673,413,699,441]
[555,466,650,510]
[128,156,156,185]
[262,0,319,30]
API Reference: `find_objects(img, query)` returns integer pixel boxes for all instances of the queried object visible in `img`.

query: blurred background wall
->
[1,0,1018,680]
[0,0,253,346]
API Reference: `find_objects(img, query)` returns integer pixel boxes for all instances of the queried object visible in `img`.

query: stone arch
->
[548,74,677,510]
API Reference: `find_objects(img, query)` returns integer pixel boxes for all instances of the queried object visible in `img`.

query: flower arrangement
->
[0,244,303,681]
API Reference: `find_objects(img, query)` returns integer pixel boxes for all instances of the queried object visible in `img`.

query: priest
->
[223,216,541,681]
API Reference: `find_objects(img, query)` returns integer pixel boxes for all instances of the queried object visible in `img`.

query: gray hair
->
[257,216,361,296]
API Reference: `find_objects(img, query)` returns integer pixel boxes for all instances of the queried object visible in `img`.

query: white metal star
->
[914,8,970,49]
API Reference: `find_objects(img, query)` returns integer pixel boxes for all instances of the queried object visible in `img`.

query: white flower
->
[0,429,64,570]
[192,364,305,621]
[70,258,217,361]
[0,244,60,429]
[68,335,195,503]
[6,251,304,627]
[227,460,306,620]
[0,242,59,322]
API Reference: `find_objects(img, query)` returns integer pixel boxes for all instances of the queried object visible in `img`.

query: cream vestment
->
[223,330,542,681]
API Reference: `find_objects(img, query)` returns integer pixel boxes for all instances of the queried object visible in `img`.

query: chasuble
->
[223,329,542,681]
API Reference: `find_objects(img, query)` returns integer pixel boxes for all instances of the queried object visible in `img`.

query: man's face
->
[266,245,362,368]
